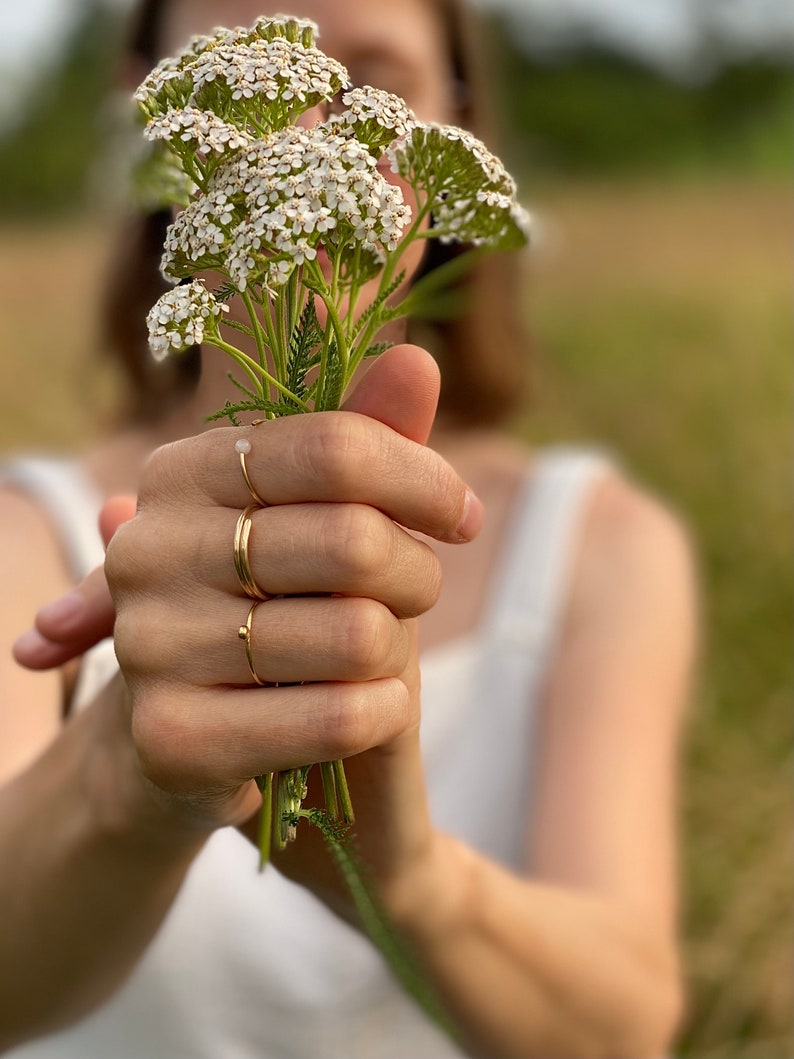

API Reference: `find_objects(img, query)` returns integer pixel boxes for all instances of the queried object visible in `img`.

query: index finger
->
[140,413,484,543]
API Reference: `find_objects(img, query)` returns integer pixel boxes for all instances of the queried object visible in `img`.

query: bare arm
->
[381,477,696,1058]
[0,490,210,1048]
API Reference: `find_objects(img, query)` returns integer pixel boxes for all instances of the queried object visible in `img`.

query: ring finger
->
[118,594,411,686]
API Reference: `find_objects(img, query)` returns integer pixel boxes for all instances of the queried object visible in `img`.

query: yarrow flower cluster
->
[134,15,530,863]
[167,125,411,292]
[146,279,228,359]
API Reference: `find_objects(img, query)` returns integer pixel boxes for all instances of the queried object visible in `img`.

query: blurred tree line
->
[0,1,790,218]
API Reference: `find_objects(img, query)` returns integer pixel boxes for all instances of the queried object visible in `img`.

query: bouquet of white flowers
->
[135,14,529,868]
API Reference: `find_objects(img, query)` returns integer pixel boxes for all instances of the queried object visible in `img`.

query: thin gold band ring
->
[237,601,268,686]
[233,505,270,601]
[235,438,269,507]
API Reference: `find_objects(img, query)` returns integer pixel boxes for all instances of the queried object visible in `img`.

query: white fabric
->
[2,447,610,1059]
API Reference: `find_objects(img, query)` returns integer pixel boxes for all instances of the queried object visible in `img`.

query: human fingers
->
[12,495,136,671]
[129,678,413,794]
[114,594,410,687]
[140,413,483,544]
[13,564,117,671]
[110,502,442,620]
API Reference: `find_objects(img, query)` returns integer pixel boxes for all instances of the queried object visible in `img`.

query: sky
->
[1,0,793,76]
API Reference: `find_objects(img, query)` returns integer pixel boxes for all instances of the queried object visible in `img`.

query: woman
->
[0,0,696,1056]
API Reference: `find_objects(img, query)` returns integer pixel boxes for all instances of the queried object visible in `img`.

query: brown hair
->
[103,0,529,427]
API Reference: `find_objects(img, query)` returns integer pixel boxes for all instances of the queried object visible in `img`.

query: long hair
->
[103,0,529,427]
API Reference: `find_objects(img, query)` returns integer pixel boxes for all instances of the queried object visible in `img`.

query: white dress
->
[3,447,609,1059]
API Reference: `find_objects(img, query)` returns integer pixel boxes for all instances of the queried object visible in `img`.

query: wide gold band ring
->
[233,505,270,601]
[237,601,268,686]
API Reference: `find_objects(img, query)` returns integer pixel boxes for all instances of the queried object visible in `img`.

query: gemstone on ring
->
[235,438,252,455]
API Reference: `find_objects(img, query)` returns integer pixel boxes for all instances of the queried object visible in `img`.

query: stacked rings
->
[233,437,270,686]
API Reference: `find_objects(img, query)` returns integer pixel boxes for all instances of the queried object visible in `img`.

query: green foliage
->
[303,809,460,1042]
[488,29,793,179]
[286,298,323,406]
[0,2,124,216]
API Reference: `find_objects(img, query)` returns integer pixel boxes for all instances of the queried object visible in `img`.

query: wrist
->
[379,830,476,949]
[78,679,213,854]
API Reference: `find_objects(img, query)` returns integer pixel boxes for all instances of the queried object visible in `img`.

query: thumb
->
[341,343,440,445]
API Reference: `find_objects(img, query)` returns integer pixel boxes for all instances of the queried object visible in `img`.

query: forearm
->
[387,834,682,1059]
[0,687,207,1050]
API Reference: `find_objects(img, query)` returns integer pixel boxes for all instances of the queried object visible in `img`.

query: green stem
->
[240,290,271,387]
[333,760,355,824]
[320,762,339,820]
[255,772,273,871]
[347,198,433,371]
[304,261,351,409]
[206,336,310,411]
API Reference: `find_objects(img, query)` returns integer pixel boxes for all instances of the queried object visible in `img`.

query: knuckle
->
[130,689,189,787]
[137,438,197,509]
[131,689,219,794]
[112,607,159,676]
[322,504,387,584]
[318,678,411,759]
[335,597,392,676]
[303,413,374,494]
[403,546,443,617]
[103,519,139,595]
[104,515,167,599]
[318,683,374,759]
[424,551,443,608]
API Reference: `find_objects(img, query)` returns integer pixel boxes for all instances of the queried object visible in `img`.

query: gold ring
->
[233,505,270,601]
[234,438,268,507]
[237,601,268,686]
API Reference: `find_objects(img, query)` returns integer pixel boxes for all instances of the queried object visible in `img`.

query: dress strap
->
[485,446,614,666]
[1,457,105,581]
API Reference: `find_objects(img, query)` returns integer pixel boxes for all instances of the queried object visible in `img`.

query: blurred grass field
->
[0,175,790,1057]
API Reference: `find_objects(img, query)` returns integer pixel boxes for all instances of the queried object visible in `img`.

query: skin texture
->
[1,1,698,1055]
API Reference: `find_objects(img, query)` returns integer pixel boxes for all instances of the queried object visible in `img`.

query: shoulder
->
[555,466,699,710]
[578,469,697,610]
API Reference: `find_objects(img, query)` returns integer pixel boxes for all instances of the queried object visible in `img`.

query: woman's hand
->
[15,345,482,908]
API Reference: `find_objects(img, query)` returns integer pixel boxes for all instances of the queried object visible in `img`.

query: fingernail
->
[37,591,83,626]
[13,628,50,658]
[456,489,484,541]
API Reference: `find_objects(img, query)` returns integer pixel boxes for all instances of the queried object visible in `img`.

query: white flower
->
[146,280,228,359]
[248,15,319,47]
[190,38,348,115]
[214,125,411,290]
[388,122,528,249]
[388,122,516,198]
[145,107,251,156]
[337,86,416,151]
[160,188,238,280]
[134,17,333,125]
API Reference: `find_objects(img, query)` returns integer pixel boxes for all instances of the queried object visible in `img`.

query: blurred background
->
[0,1,790,1055]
